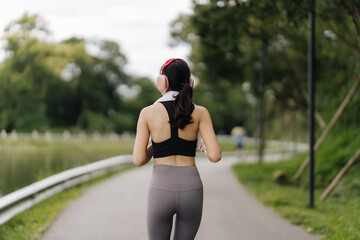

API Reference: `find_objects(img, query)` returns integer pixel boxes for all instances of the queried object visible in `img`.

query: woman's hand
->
[199,139,207,154]
[146,144,153,161]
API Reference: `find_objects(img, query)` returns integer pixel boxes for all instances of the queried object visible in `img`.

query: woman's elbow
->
[208,151,221,163]
[133,159,143,167]
[133,154,146,167]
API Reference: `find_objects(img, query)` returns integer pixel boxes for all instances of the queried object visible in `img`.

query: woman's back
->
[141,102,206,166]
[147,102,199,144]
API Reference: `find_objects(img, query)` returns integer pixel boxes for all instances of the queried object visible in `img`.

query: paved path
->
[42,154,319,240]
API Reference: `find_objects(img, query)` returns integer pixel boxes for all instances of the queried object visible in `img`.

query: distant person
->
[231,125,246,158]
[133,58,221,240]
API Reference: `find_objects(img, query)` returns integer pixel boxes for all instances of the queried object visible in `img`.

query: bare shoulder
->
[194,104,208,112]
[139,104,153,118]
[194,104,210,118]
[139,103,164,118]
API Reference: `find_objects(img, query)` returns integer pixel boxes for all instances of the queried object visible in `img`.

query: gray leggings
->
[147,165,203,240]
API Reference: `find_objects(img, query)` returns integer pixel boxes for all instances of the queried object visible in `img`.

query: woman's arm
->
[198,107,221,163]
[133,108,153,166]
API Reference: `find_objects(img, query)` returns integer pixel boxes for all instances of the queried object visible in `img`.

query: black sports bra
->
[151,101,197,158]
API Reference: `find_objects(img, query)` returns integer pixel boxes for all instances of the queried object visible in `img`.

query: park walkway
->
[42,153,319,240]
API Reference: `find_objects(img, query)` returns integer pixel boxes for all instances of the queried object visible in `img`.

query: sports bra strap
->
[160,101,178,138]
[152,101,197,158]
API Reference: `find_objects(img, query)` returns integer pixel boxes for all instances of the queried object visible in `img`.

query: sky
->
[0,0,193,80]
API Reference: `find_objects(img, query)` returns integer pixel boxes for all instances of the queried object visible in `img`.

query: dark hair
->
[162,59,194,129]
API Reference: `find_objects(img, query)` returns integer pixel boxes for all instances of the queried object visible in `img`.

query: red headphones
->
[156,58,194,94]
[160,58,185,73]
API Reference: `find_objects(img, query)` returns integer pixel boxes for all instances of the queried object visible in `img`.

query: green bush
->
[83,110,113,133]
[15,103,48,132]
[113,112,136,133]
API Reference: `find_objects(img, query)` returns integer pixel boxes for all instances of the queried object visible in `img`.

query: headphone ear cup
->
[189,76,194,87]
[156,75,169,94]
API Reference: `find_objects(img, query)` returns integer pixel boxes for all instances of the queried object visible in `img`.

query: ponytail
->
[161,58,194,129]
[170,83,194,129]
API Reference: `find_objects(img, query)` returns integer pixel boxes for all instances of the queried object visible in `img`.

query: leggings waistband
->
[150,164,203,191]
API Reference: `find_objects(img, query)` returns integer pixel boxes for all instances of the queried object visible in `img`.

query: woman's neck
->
[155,91,179,103]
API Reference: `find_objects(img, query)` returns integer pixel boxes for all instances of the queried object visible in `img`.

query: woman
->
[133,58,221,240]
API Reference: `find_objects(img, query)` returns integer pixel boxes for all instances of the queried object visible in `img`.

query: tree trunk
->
[77,95,88,129]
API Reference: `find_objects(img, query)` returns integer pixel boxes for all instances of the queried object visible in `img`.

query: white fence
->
[0,155,133,226]
[0,129,134,142]
[216,135,308,153]
[1,130,308,152]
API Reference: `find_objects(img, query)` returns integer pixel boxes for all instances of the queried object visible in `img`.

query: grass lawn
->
[232,156,360,240]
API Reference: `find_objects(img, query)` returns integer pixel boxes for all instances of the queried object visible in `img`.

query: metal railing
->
[0,155,133,226]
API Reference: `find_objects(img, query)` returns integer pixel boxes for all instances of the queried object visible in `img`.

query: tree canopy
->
[1,3,359,136]
[169,0,360,135]
[0,13,158,133]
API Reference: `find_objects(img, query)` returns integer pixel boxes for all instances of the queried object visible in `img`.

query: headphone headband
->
[161,58,185,73]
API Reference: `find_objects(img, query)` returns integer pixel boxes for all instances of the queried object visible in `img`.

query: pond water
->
[0,137,134,197]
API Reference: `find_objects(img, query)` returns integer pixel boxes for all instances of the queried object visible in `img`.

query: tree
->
[57,38,130,130]
[0,13,60,131]
[0,13,152,133]
[169,0,360,134]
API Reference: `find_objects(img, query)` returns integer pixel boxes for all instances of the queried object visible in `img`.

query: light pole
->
[259,40,266,164]
[308,0,316,208]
